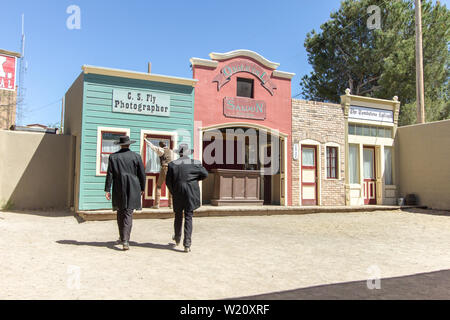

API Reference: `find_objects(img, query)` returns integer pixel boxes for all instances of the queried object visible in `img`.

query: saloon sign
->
[223,97,266,120]
[213,59,277,95]
[0,54,17,91]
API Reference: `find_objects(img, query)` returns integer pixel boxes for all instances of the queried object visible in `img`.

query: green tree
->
[301,0,449,125]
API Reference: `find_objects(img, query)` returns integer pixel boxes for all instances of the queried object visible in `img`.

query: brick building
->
[291,99,346,206]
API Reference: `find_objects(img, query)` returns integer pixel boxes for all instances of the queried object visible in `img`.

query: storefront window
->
[349,144,359,184]
[349,123,392,138]
[100,132,124,173]
[385,146,393,185]
[326,147,338,179]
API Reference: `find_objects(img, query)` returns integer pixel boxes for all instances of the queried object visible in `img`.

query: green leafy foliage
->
[301,0,449,126]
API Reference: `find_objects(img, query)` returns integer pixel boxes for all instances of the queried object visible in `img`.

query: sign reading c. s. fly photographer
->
[112,89,170,117]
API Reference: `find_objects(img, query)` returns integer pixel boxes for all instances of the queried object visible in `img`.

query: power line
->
[27,98,61,114]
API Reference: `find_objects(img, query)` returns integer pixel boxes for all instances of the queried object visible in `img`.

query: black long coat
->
[104,148,146,210]
[165,156,208,212]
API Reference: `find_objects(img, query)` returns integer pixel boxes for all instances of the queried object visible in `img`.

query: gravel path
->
[0,208,449,299]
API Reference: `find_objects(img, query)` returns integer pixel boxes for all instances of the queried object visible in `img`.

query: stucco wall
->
[193,55,293,205]
[396,119,450,210]
[0,130,75,210]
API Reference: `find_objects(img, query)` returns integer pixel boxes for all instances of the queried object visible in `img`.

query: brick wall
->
[0,89,17,129]
[292,99,345,206]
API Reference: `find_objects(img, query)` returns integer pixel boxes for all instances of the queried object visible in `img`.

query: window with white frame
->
[349,144,360,184]
[384,146,393,185]
[97,128,129,175]
[326,146,338,179]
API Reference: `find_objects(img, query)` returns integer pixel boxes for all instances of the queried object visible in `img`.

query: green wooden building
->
[64,65,197,211]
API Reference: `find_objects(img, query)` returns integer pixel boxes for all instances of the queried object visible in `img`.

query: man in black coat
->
[165,143,208,252]
[105,136,146,250]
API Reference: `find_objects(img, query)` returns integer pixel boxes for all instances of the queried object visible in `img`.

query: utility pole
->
[415,0,425,123]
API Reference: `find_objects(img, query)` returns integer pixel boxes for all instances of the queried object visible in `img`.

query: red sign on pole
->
[0,54,17,91]
[223,97,266,120]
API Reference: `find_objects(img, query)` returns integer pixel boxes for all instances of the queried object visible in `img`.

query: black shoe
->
[172,235,180,246]
[122,241,130,251]
[184,246,191,253]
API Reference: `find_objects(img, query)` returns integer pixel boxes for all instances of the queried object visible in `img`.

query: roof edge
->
[209,50,280,69]
[82,65,198,87]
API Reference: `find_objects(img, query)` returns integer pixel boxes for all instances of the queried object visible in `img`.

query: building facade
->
[191,50,295,206]
[62,50,403,213]
[291,99,346,206]
[341,90,400,206]
[64,65,196,211]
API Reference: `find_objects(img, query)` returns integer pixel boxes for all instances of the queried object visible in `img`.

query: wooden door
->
[301,145,317,205]
[363,146,377,205]
[142,134,173,208]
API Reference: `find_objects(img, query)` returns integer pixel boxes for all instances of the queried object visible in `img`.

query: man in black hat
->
[166,143,208,253]
[105,135,146,250]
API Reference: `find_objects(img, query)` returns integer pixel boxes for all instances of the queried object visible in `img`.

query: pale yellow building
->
[341,89,401,206]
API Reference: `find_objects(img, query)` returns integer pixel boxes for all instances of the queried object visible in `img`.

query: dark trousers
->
[117,208,133,242]
[174,210,193,248]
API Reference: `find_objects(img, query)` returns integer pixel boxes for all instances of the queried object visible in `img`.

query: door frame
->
[363,145,377,205]
[140,130,178,208]
[199,122,289,206]
[301,144,318,205]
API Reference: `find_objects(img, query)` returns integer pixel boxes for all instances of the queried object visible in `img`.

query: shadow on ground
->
[401,208,450,217]
[232,269,450,300]
[1,209,86,223]
[56,240,186,253]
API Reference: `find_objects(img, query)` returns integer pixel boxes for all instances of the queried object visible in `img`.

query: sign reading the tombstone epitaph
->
[349,105,393,123]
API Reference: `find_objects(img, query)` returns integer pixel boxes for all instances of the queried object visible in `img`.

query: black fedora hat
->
[114,135,136,146]
[174,143,193,155]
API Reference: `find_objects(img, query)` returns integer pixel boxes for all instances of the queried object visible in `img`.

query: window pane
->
[385,147,393,185]
[302,148,315,166]
[349,145,359,184]
[363,125,370,136]
[102,132,122,153]
[237,78,254,98]
[327,147,337,178]
[145,138,166,173]
[348,124,355,135]
[377,127,385,137]
[370,126,377,137]
[363,148,375,179]
[384,128,392,138]
[355,125,363,136]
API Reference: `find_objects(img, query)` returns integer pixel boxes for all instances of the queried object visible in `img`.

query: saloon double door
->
[142,133,174,208]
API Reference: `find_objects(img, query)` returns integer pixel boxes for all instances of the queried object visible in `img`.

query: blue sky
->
[1,0,448,126]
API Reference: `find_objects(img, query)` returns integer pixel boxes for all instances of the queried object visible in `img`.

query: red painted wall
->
[192,55,293,205]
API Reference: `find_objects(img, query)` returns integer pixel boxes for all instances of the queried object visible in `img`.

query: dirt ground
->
[0,208,449,300]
